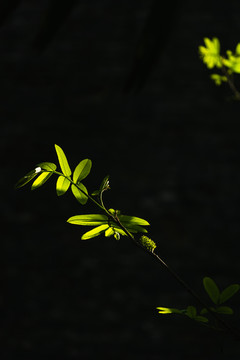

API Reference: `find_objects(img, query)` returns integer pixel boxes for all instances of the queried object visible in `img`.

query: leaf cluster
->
[157,277,240,327]
[199,37,240,95]
[15,145,150,241]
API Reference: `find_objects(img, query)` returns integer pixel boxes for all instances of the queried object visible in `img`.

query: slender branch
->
[220,60,240,100]
[48,168,240,340]
[136,242,240,341]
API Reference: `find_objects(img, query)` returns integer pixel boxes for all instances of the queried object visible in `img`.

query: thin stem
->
[220,60,240,100]
[138,242,240,340]
[49,169,240,340]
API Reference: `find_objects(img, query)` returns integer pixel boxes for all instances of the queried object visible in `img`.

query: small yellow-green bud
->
[140,235,156,252]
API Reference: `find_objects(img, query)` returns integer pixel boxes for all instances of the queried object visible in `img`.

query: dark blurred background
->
[3,0,240,359]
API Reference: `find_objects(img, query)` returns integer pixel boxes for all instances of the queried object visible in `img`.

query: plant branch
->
[49,168,240,340]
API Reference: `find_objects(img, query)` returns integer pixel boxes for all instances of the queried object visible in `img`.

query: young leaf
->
[203,277,220,305]
[99,175,110,193]
[15,169,39,189]
[71,183,88,205]
[54,144,71,176]
[56,175,71,196]
[156,307,183,315]
[73,159,92,183]
[37,162,57,172]
[118,215,150,227]
[31,172,54,190]
[105,227,115,237]
[81,224,109,240]
[67,214,108,226]
[219,284,240,304]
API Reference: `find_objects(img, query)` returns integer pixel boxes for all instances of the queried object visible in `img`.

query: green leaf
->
[118,215,150,227]
[56,175,71,196]
[54,144,71,176]
[219,284,240,304]
[210,74,227,86]
[99,175,110,193]
[199,37,222,69]
[236,43,240,55]
[71,183,88,204]
[194,315,209,323]
[186,306,197,318]
[215,306,233,315]
[31,172,54,190]
[156,307,183,315]
[203,277,220,305]
[67,214,108,226]
[37,162,57,172]
[15,169,39,189]
[105,227,115,237]
[73,159,92,183]
[81,224,109,240]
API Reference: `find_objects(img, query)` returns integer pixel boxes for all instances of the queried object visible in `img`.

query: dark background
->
[3,1,240,359]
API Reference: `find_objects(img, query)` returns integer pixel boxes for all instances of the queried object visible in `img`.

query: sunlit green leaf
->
[210,74,227,86]
[203,277,220,305]
[56,175,71,196]
[119,215,150,227]
[55,144,71,176]
[15,169,39,189]
[81,224,109,240]
[73,159,92,183]
[31,172,54,190]
[236,43,240,55]
[67,214,108,226]
[199,37,222,69]
[156,307,183,315]
[71,183,88,204]
[105,227,115,237]
[219,284,240,304]
[37,162,57,172]
[222,55,240,73]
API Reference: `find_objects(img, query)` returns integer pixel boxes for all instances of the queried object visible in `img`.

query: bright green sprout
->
[210,74,227,86]
[199,37,222,69]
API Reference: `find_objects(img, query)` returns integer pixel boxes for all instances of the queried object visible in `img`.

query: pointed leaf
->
[71,183,88,204]
[55,144,71,176]
[186,306,197,318]
[37,162,57,172]
[56,175,71,196]
[156,307,183,315]
[99,175,110,193]
[105,227,115,237]
[219,284,240,304]
[118,215,150,226]
[215,306,233,315]
[31,172,54,190]
[67,214,108,226]
[15,169,39,189]
[73,159,92,183]
[111,223,148,234]
[203,277,220,305]
[81,224,109,240]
